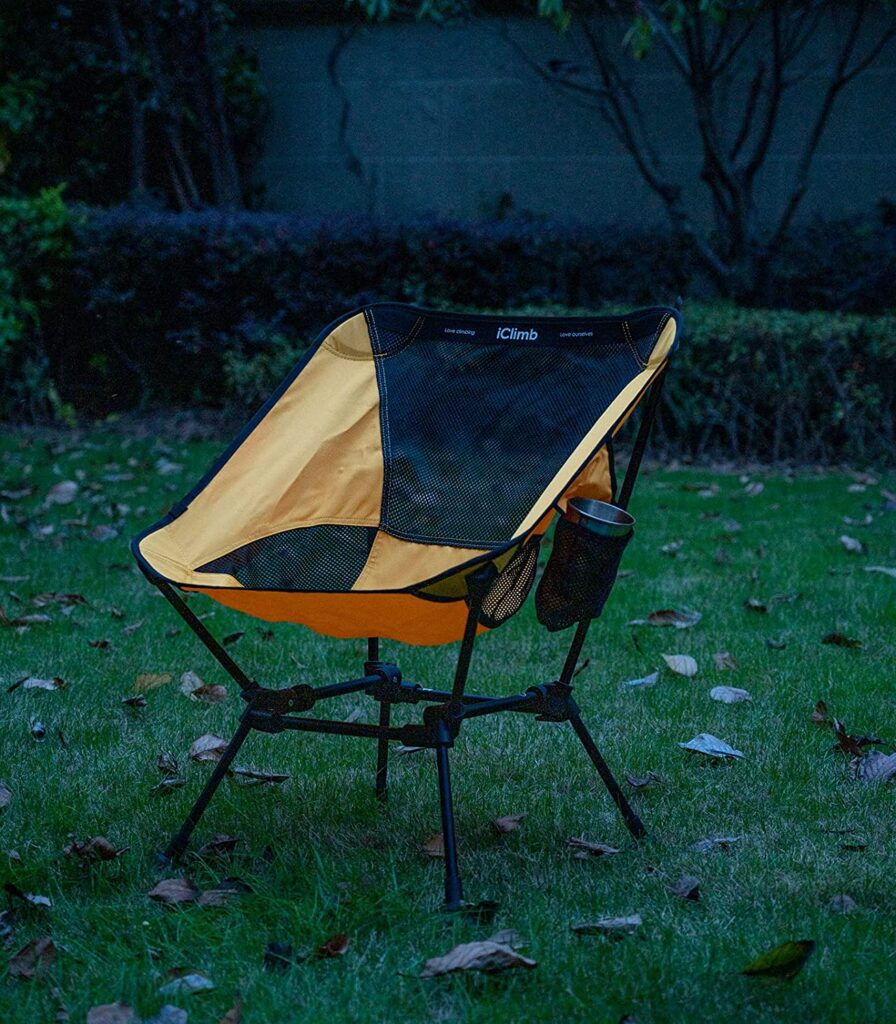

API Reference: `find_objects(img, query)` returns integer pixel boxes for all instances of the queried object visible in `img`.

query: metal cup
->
[565,497,635,537]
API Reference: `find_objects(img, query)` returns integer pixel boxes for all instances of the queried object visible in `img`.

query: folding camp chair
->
[132,302,680,909]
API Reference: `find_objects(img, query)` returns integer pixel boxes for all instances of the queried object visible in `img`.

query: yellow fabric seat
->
[133,303,679,644]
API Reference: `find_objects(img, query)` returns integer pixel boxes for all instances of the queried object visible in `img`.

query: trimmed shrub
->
[4,202,895,463]
[0,186,75,421]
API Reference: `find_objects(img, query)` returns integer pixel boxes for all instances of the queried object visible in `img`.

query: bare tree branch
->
[770,0,890,246]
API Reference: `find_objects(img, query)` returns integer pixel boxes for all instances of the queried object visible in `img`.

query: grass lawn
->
[1,424,895,1024]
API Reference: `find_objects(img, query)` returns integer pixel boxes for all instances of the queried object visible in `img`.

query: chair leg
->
[159,715,253,863]
[568,711,646,840]
[375,701,390,803]
[435,735,464,910]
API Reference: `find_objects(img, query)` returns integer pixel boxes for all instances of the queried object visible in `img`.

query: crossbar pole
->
[313,674,385,699]
[453,691,538,720]
[248,713,403,742]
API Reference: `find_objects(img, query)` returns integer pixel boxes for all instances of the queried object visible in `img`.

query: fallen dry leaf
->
[218,998,242,1024]
[492,814,524,834]
[31,592,85,609]
[832,719,867,757]
[264,941,294,971]
[7,935,56,979]
[865,565,896,579]
[193,684,227,703]
[420,940,536,978]
[147,877,200,905]
[197,877,253,907]
[662,653,698,677]
[691,835,744,853]
[64,836,127,863]
[487,928,526,948]
[567,838,621,858]
[822,632,863,649]
[660,540,684,556]
[571,914,641,937]
[679,733,744,760]
[189,734,229,762]
[840,535,864,554]
[421,833,444,858]
[4,883,51,909]
[150,777,186,798]
[709,686,751,704]
[158,967,215,996]
[629,608,702,629]
[229,767,289,786]
[810,699,829,726]
[315,933,350,958]
[146,1008,189,1024]
[134,672,172,693]
[741,939,815,980]
[843,513,873,527]
[197,835,239,859]
[623,671,659,689]
[670,875,701,901]
[744,597,768,613]
[180,671,227,703]
[122,620,145,637]
[625,771,665,789]
[86,1004,137,1024]
[743,481,764,497]
[0,782,11,810]
[179,670,203,693]
[827,894,857,914]
[856,750,896,785]
[713,650,737,671]
[9,676,66,693]
[46,480,78,505]
[121,695,147,708]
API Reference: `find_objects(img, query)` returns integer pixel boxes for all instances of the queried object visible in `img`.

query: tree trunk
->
[104,0,147,199]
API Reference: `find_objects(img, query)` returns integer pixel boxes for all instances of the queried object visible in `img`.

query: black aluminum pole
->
[560,620,591,687]
[568,712,646,840]
[155,581,255,693]
[435,723,463,910]
[617,367,666,511]
[161,713,253,861]
[375,700,390,803]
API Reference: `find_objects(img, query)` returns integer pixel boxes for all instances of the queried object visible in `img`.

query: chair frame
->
[150,369,666,910]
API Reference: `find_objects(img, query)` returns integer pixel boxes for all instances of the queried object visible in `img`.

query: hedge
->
[2,197,895,463]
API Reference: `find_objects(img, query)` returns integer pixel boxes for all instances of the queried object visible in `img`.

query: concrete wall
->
[237,13,896,227]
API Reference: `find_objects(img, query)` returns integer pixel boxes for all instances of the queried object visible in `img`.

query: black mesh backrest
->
[368,305,667,549]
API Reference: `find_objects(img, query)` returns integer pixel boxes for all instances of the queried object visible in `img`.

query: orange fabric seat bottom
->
[184,586,486,646]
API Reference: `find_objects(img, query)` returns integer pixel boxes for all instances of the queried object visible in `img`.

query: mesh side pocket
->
[478,538,541,629]
[535,517,632,632]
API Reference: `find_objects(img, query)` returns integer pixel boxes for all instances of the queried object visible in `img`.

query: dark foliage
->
[0,1,267,209]
[4,201,895,463]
